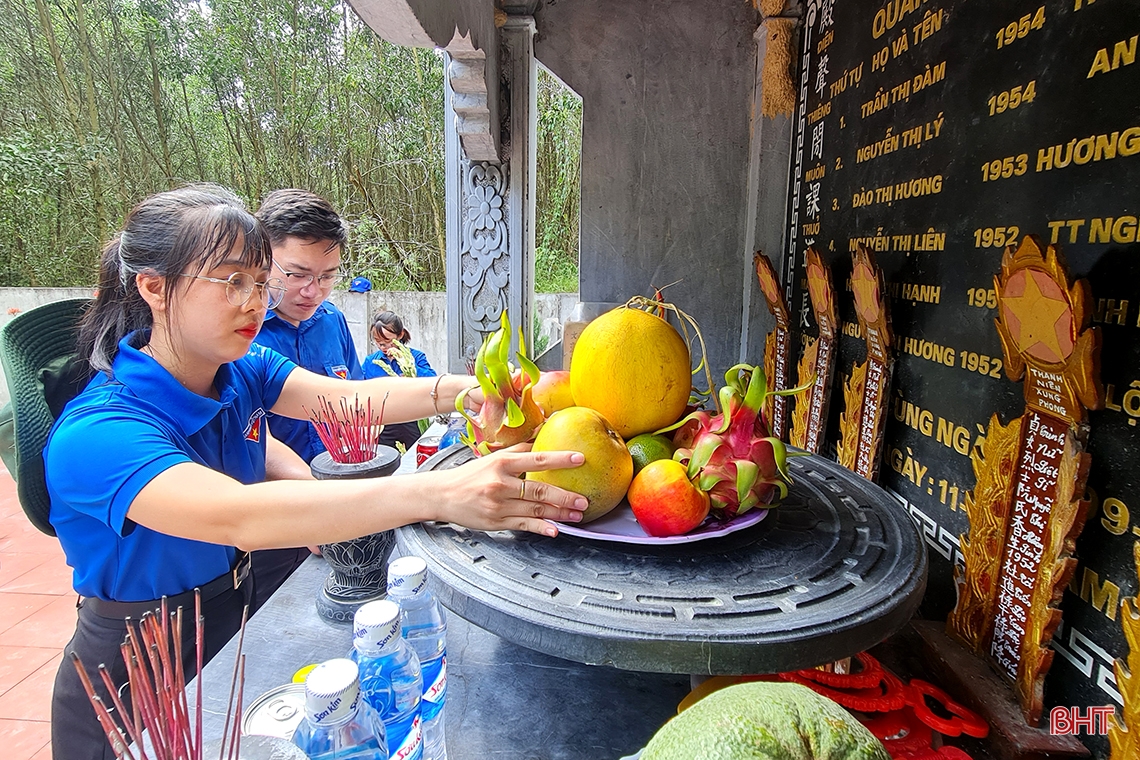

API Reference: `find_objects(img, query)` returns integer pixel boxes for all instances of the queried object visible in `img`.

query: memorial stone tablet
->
[783,1,1140,752]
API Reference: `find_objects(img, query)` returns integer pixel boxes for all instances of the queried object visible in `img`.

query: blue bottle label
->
[420,654,446,720]
[389,712,422,760]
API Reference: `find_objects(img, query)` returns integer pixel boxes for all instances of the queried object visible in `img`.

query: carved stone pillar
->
[445,15,537,372]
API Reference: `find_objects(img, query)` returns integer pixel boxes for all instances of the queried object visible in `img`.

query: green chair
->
[0,298,93,536]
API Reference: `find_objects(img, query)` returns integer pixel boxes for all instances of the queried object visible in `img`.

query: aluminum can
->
[241,682,306,740]
[416,435,441,467]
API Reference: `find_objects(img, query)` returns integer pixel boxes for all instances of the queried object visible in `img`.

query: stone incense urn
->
[310,445,401,624]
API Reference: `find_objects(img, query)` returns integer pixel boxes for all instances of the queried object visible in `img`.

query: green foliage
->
[535,66,581,293]
[532,313,549,356]
[0,0,581,292]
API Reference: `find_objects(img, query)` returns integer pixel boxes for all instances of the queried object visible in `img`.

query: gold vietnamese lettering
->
[995,6,1046,50]
[982,154,1029,182]
[1047,216,1138,245]
[829,64,864,99]
[858,114,943,163]
[988,81,1037,117]
[817,28,834,54]
[974,226,1021,248]
[1088,35,1137,78]
[873,0,930,40]
[1093,298,1129,326]
[808,101,832,125]
[1037,127,1140,172]
[887,281,942,304]
[966,287,999,309]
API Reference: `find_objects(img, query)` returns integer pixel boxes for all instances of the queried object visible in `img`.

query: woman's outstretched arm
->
[271,366,477,425]
[126,445,587,549]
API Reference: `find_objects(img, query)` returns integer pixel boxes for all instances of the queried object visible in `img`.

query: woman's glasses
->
[181,272,287,309]
[274,260,345,290]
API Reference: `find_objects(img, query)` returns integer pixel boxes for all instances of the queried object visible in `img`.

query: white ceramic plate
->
[551,504,769,545]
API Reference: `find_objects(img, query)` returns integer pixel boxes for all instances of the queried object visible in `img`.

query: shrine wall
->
[783,1,1139,755]
[535,0,785,378]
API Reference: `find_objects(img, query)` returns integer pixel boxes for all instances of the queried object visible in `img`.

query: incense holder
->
[311,445,402,624]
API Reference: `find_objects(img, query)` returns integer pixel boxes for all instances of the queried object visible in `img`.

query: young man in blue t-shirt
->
[251,189,363,609]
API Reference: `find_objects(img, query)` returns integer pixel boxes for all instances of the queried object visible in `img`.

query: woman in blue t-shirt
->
[44,185,587,760]
[363,310,437,449]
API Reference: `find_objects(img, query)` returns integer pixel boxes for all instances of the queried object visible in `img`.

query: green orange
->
[626,433,677,475]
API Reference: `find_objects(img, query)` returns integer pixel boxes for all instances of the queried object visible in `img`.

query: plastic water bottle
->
[437,414,466,450]
[292,658,388,760]
[351,600,424,760]
[388,556,447,760]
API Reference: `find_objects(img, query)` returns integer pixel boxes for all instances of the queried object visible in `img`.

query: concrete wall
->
[0,288,577,405]
[535,0,788,379]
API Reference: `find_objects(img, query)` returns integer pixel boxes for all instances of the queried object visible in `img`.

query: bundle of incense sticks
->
[71,590,250,760]
[307,393,388,464]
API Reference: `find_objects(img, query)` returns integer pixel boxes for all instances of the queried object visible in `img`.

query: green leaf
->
[742,364,768,412]
[735,460,759,503]
[505,397,526,427]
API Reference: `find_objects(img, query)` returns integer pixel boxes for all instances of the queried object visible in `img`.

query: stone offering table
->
[407,445,928,675]
[187,443,926,758]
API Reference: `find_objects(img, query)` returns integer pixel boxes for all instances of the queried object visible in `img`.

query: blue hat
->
[348,276,372,293]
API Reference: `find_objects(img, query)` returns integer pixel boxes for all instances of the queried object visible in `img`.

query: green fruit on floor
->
[526,406,633,523]
[642,681,890,760]
[626,433,676,475]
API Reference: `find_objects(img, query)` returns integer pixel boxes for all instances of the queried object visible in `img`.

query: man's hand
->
[265,430,314,481]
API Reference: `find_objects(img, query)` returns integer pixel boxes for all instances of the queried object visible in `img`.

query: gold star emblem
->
[1000,268,1074,363]
[851,261,880,326]
[808,261,829,314]
[758,265,781,306]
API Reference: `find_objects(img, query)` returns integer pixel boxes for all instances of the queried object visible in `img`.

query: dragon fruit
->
[663,364,803,518]
[455,311,545,455]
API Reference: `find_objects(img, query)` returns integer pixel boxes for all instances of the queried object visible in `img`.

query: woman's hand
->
[428,443,588,537]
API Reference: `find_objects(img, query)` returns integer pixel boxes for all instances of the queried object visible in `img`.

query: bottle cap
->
[353,600,402,653]
[303,658,361,726]
[387,556,428,598]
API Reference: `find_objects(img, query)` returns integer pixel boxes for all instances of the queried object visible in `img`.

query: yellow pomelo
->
[527,406,633,523]
[570,306,692,438]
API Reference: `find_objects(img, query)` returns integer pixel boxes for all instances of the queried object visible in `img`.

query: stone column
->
[444,15,537,372]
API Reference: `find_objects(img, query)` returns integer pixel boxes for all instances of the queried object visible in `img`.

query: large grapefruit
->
[570,306,691,438]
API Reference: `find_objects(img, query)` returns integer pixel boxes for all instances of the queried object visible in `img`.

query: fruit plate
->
[552,504,769,545]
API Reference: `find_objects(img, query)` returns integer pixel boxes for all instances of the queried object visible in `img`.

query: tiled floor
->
[0,465,74,760]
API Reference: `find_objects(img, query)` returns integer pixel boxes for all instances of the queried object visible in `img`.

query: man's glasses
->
[274,260,344,290]
[181,272,287,309]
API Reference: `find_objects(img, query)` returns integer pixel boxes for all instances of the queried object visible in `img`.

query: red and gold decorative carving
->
[789,248,837,453]
[947,235,1102,726]
[754,252,793,440]
[836,245,893,481]
[1109,542,1140,759]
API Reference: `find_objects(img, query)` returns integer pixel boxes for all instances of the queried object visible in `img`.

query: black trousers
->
[250,547,311,614]
[51,584,249,760]
[379,420,423,451]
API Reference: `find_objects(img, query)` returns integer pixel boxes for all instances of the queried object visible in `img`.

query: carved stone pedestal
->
[912,620,1089,760]
[311,445,402,624]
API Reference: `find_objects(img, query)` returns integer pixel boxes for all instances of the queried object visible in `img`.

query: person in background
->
[250,189,361,610]
[45,184,587,760]
[363,310,436,451]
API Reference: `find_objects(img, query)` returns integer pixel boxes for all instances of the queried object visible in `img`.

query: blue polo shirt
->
[362,347,436,379]
[45,333,297,602]
[252,301,362,462]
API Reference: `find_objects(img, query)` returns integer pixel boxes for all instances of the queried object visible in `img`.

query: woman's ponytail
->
[78,235,152,373]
